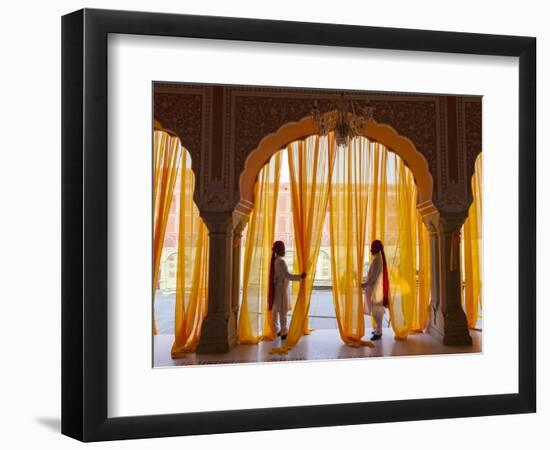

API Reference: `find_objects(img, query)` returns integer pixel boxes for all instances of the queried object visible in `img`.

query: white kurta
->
[362,252,385,335]
[272,255,301,335]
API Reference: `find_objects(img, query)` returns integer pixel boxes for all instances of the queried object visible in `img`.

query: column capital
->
[200,210,234,234]
[232,209,248,232]
[437,211,468,233]
[421,207,468,235]
[200,207,250,236]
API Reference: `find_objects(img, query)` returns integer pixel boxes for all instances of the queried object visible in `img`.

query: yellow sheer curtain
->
[462,155,483,328]
[385,155,417,340]
[366,143,387,330]
[328,140,428,341]
[367,143,388,242]
[251,135,429,349]
[153,131,183,335]
[271,135,335,353]
[171,150,209,357]
[238,153,282,344]
[413,206,431,332]
[328,137,372,346]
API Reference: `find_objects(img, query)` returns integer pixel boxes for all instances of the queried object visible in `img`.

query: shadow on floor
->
[154,328,482,367]
[35,417,61,433]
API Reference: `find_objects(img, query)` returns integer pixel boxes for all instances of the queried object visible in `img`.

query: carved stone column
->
[196,211,237,353]
[423,208,472,346]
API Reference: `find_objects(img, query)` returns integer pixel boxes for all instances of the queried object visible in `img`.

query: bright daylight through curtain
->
[152,83,483,368]
[153,135,480,355]
[153,130,209,355]
[238,153,282,344]
[267,134,433,353]
[461,154,483,329]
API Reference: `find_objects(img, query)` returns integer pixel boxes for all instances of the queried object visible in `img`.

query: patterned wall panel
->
[154,83,481,216]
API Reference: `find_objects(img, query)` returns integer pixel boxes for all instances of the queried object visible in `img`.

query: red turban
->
[268,241,285,310]
[371,240,390,308]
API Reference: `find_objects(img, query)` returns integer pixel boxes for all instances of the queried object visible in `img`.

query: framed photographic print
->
[61,8,536,442]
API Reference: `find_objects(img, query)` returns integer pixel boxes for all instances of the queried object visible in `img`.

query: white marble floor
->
[154,328,482,367]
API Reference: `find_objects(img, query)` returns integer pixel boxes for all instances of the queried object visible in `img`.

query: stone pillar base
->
[196,210,238,354]
[422,207,473,347]
[427,306,472,345]
[427,308,444,341]
[196,313,237,354]
[443,333,472,346]
[442,310,472,345]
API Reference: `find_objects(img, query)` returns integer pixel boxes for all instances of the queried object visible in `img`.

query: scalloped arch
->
[153,119,197,168]
[239,116,435,212]
[153,119,178,139]
[153,120,204,208]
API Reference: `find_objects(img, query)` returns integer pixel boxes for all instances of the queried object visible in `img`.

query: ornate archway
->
[239,116,434,214]
[153,83,481,352]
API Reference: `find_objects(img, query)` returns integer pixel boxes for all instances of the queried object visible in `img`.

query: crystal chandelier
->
[311,94,375,147]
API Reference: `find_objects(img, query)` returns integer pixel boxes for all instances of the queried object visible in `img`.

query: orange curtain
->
[247,135,430,349]
[153,131,182,335]
[462,154,483,328]
[328,137,372,346]
[238,153,282,343]
[328,140,429,341]
[363,149,428,339]
[270,135,335,353]
[171,149,209,357]
[385,156,417,339]
[366,143,387,330]
[413,205,431,332]
[367,143,388,242]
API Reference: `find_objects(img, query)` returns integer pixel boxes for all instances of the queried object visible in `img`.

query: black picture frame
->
[61,8,536,442]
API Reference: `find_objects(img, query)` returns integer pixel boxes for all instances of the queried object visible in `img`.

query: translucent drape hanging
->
[385,155,417,340]
[364,149,430,340]
[171,149,210,357]
[413,201,431,332]
[270,135,335,353]
[328,137,373,346]
[462,154,483,328]
[366,143,388,331]
[237,135,432,350]
[153,131,183,335]
[237,153,282,344]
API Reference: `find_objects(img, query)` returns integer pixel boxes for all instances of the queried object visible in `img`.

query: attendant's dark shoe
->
[281,334,288,340]
[370,334,382,341]
[277,331,281,337]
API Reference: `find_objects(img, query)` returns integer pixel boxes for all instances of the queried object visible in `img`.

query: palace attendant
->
[362,239,390,341]
[268,241,305,339]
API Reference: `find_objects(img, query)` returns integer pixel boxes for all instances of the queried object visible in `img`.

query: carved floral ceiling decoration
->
[154,83,481,215]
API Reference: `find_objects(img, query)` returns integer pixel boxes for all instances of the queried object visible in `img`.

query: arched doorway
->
[239,116,434,213]
[152,83,481,361]
[237,128,432,350]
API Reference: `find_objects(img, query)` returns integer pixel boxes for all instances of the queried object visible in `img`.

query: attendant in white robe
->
[361,240,390,340]
[268,241,305,339]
